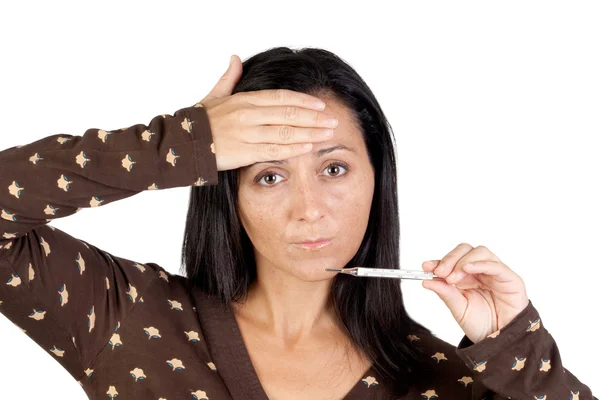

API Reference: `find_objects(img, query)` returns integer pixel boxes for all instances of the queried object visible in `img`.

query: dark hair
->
[181,47,436,395]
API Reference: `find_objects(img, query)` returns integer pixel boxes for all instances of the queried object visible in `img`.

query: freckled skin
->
[237,97,375,283]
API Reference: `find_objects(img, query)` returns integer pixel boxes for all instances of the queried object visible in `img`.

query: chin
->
[287,258,343,281]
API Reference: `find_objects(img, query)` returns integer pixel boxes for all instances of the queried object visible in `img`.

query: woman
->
[0,47,595,399]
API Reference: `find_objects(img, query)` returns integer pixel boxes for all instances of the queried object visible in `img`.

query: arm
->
[0,103,217,382]
[454,300,596,399]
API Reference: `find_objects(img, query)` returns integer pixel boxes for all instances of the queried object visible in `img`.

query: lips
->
[293,239,333,250]
[296,237,331,244]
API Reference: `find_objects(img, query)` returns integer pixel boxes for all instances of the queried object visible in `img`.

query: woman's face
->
[237,97,375,281]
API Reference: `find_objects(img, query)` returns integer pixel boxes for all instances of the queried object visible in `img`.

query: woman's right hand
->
[195,55,339,172]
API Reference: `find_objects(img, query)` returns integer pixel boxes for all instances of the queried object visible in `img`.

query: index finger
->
[435,243,474,277]
[237,89,326,110]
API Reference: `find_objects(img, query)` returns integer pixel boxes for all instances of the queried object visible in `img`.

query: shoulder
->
[138,262,192,304]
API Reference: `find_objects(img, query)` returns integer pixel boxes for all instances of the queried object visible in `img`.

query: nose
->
[292,178,328,223]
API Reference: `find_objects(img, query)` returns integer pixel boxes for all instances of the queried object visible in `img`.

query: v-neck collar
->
[190,287,388,400]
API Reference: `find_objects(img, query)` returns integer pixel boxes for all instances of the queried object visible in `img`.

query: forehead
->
[242,97,364,170]
[321,97,360,134]
[310,97,363,149]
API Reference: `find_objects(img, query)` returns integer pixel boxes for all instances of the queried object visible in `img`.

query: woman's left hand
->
[421,243,530,344]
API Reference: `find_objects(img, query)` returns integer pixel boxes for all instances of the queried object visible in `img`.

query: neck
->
[233,265,340,350]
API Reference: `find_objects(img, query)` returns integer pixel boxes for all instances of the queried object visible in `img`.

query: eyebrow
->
[246,144,356,168]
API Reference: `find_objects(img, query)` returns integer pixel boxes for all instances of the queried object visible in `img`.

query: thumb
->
[200,55,242,104]
[422,279,467,321]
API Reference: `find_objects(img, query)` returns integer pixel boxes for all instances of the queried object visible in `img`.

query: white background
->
[1,1,598,398]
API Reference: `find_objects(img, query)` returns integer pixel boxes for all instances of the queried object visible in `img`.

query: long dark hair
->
[181,47,436,394]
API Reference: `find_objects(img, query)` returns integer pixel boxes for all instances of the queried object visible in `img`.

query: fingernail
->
[315,101,326,110]
[449,272,464,281]
[326,118,339,127]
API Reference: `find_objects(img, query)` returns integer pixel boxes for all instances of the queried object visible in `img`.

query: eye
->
[255,161,350,188]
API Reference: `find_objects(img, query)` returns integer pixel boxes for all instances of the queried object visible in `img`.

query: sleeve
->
[454,299,597,400]
[0,102,218,383]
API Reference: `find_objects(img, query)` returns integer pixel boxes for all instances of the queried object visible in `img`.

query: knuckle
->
[279,125,293,142]
[234,92,247,102]
[236,108,248,123]
[219,72,230,83]
[314,110,323,124]
[437,259,450,271]
[265,143,279,156]
[284,106,297,120]
[274,89,287,103]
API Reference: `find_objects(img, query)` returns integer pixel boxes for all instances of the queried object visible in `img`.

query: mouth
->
[293,238,333,250]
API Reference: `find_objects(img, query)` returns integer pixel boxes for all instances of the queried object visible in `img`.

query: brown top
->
[0,103,596,399]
